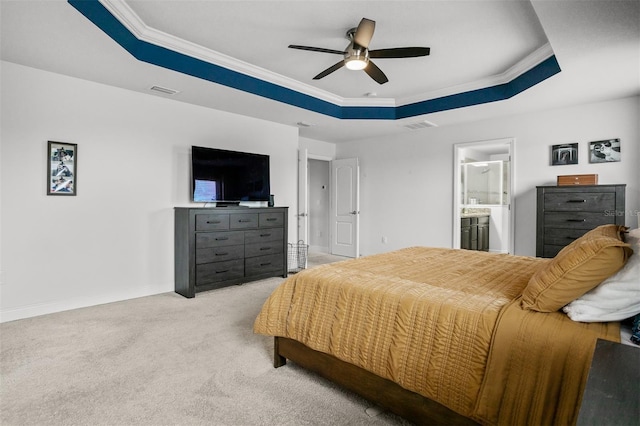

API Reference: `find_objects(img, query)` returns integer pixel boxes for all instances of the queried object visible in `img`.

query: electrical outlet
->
[382,236,388,244]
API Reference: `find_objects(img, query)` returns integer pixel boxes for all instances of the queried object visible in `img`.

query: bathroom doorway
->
[453,138,515,254]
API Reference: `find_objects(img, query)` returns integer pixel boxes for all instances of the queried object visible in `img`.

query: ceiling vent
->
[403,120,438,130]
[150,85,180,95]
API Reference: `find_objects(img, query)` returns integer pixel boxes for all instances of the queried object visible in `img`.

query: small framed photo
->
[589,138,620,163]
[47,141,77,195]
[551,143,578,165]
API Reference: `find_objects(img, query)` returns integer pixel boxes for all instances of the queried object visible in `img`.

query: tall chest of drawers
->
[536,185,625,258]
[174,207,288,298]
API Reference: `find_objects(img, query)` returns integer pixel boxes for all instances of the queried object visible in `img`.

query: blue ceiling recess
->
[68,0,561,121]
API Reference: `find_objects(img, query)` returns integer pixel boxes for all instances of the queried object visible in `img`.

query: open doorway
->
[297,153,359,259]
[453,138,515,254]
[308,159,330,253]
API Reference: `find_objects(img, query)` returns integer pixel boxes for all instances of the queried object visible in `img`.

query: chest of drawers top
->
[537,184,625,210]
[195,210,284,231]
[176,206,286,227]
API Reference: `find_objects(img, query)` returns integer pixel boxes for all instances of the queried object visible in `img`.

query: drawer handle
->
[260,247,272,251]
[215,252,228,256]
[266,218,277,221]
[260,233,272,237]
[215,269,230,274]
[238,219,252,223]
[215,237,229,241]
[567,199,586,203]
[206,220,222,224]
[260,262,272,267]
[567,219,586,222]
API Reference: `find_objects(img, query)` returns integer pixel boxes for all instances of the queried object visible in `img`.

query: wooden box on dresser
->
[536,184,625,258]
[174,207,288,298]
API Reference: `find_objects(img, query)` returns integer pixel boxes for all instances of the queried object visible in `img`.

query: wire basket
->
[287,240,308,274]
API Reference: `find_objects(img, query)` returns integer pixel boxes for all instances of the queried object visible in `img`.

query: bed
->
[254,224,638,425]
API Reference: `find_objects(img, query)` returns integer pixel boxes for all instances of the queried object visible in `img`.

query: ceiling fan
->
[288,18,430,85]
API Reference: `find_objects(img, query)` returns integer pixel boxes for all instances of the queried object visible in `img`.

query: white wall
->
[337,96,639,257]
[299,137,336,160]
[0,61,299,322]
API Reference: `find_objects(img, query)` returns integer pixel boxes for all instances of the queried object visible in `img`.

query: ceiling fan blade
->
[288,45,345,55]
[313,60,346,80]
[363,60,388,84]
[353,18,375,48]
[369,47,431,58]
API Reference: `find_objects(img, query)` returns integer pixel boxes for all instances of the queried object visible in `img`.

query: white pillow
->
[563,228,640,322]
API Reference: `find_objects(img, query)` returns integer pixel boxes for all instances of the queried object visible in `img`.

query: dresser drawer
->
[196,231,244,248]
[230,213,259,229]
[245,240,284,258]
[245,228,284,244]
[543,228,589,247]
[543,212,615,230]
[259,212,284,227]
[245,253,284,276]
[196,259,244,285]
[195,214,229,231]
[196,244,244,264]
[544,192,615,212]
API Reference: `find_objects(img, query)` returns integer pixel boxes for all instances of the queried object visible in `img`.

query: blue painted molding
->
[68,0,561,121]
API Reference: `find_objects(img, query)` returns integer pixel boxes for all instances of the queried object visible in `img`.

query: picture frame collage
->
[551,138,621,166]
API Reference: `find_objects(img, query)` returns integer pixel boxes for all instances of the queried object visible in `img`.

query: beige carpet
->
[1,257,409,425]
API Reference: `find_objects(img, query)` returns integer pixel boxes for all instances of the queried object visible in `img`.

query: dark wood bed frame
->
[274,336,479,425]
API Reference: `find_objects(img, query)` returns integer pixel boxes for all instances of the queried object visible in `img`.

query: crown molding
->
[100,0,351,105]
[396,43,555,106]
[101,0,552,109]
[74,1,560,119]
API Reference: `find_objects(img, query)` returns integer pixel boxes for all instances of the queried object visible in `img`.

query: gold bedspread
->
[253,247,620,424]
[474,297,620,425]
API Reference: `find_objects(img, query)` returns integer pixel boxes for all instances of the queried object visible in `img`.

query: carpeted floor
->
[1,254,409,425]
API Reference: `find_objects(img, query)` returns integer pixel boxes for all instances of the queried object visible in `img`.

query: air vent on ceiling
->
[403,120,438,130]
[149,85,180,95]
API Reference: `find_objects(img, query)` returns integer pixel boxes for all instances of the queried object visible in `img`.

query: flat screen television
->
[191,146,270,204]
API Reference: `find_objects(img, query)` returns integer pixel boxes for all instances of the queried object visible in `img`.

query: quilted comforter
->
[254,247,620,425]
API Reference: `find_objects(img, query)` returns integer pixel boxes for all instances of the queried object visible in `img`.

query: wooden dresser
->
[174,207,288,298]
[536,184,625,258]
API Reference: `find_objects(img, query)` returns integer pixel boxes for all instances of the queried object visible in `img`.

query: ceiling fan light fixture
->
[345,57,368,70]
[344,44,369,70]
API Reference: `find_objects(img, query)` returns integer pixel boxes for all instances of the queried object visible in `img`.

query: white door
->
[330,158,359,257]
[297,149,309,244]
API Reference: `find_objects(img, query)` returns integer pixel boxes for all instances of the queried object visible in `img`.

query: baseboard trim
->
[0,285,170,323]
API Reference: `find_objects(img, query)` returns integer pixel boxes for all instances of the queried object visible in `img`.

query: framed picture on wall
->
[589,138,621,163]
[47,141,77,196]
[551,143,578,165]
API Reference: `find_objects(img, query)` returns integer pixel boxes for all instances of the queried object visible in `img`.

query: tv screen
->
[191,146,270,203]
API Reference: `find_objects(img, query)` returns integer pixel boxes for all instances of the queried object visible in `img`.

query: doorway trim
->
[453,138,516,254]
